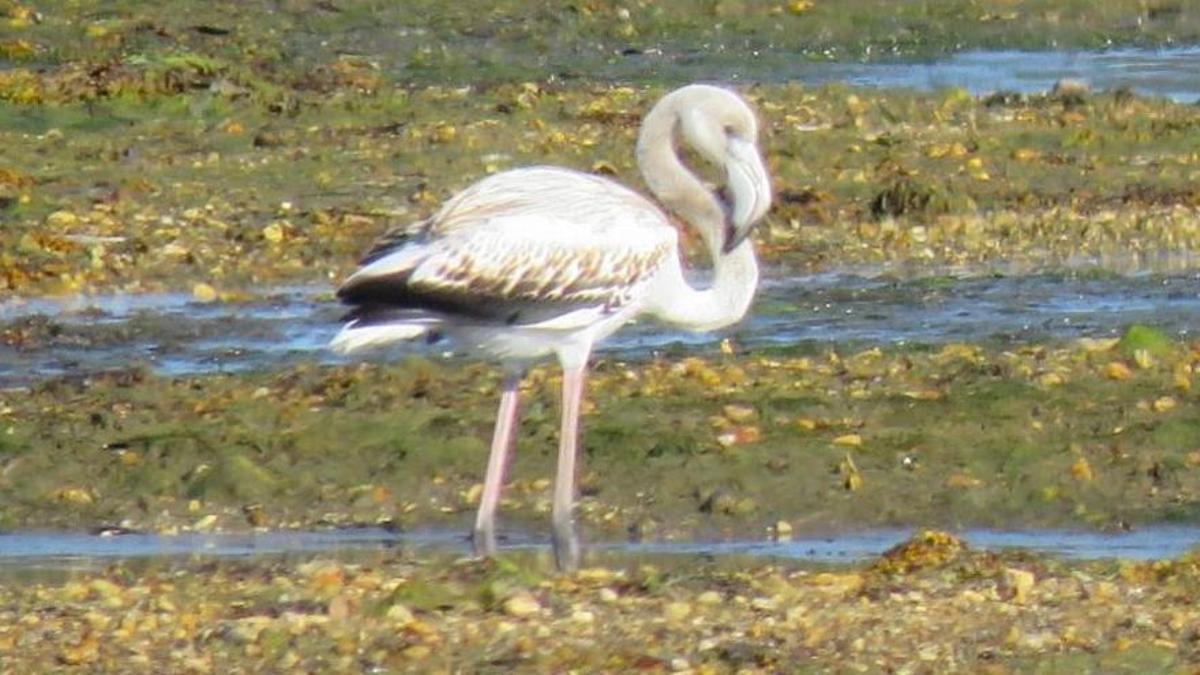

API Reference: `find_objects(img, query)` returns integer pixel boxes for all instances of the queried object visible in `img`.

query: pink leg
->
[552,363,586,571]
[473,372,522,558]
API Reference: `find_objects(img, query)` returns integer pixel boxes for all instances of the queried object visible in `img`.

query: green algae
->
[3,334,1199,537]
[3,81,1200,295]
[3,3,1200,294]
[1119,324,1174,359]
[5,1,1199,88]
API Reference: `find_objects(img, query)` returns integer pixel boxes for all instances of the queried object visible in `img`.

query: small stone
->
[1078,337,1119,353]
[1103,362,1132,381]
[1070,457,1094,482]
[1004,567,1036,604]
[192,283,218,303]
[1051,77,1091,98]
[1133,349,1156,370]
[462,483,483,506]
[386,603,415,625]
[1010,147,1041,162]
[53,487,93,504]
[750,596,778,611]
[225,617,270,644]
[722,404,756,422]
[89,578,124,605]
[327,594,353,621]
[192,514,218,531]
[58,637,98,665]
[945,472,983,489]
[663,602,691,623]
[503,593,541,618]
[1092,581,1119,601]
[161,242,189,258]
[403,645,431,659]
[262,222,285,243]
[243,503,267,527]
[576,567,615,583]
[832,433,862,447]
[1038,372,1065,387]
[1152,396,1177,413]
[699,489,739,515]
[958,589,986,604]
[45,210,79,228]
[696,591,722,605]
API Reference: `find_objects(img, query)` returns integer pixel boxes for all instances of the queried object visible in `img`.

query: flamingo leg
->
[552,362,586,571]
[473,372,522,558]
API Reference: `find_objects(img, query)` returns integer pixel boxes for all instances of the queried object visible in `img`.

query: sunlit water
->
[617,46,1200,103]
[3,272,1199,386]
[2,525,1199,572]
[781,48,1200,102]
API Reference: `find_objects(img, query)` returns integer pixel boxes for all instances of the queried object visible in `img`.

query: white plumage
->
[331,84,772,570]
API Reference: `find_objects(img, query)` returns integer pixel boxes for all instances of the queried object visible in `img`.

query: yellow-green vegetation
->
[2,0,1198,85]
[3,532,1200,671]
[4,2,1200,294]
[4,82,1200,294]
[2,326,1198,535]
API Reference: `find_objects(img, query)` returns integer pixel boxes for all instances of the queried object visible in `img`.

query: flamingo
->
[330,84,772,570]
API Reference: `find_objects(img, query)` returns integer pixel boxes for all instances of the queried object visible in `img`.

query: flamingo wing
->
[338,168,676,329]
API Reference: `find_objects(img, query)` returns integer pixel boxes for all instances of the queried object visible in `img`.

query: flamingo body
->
[334,167,676,364]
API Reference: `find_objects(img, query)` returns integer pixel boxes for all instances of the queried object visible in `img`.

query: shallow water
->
[2,525,1198,572]
[3,271,1199,386]
[602,47,1200,102]
[780,47,1200,102]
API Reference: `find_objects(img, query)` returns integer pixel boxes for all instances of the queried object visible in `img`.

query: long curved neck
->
[636,95,760,332]
[647,239,759,332]
[637,103,726,249]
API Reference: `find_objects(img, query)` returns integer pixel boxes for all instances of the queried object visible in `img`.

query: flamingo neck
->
[635,92,760,332]
[647,239,758,331]
[636,97,727,250]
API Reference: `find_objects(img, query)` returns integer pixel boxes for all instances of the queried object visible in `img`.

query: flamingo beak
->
[723,138,772,253]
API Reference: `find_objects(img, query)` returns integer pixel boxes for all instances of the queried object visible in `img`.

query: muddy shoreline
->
[3,531,1200,672]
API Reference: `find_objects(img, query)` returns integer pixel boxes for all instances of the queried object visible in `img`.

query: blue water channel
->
[2,525,1199,572]
[3,271,1199,386]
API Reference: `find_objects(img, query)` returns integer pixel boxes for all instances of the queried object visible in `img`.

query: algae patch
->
[3,333,1200,537]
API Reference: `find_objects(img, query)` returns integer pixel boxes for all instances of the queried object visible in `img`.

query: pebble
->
[663,602,692,623]
[1004,567,1036,605]
[386,603,415,625]
[503,593,541,618]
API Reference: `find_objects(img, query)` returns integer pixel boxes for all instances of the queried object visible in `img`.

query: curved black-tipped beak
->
[722,138,772,254]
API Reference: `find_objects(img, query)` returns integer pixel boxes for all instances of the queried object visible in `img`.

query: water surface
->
[775,47,1200,102]
[3,525,1199,573]
[3,271,1199,386]
[579,46,1200,101]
